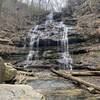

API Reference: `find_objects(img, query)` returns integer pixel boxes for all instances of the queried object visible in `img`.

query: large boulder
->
[0,57,17,83]
[4,63,17,82]
[0,84,45,100]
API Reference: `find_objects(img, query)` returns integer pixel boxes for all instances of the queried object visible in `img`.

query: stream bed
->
[26,69,98,100]
[27,79,95,100]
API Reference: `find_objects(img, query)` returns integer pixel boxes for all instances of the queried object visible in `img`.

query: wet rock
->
[12,36,25,47]
[53,12,62,22]
[38,25,46,31]
[63,18,77,26]
[43,51,60,59]
[33,37,86,48]
[34,39,58,47]
[0,84,45,100]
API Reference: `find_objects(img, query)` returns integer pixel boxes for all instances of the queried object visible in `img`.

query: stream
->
[26,69,93,100]
[27,79,88,100]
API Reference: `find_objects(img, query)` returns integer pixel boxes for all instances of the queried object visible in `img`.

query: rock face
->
[0,58,17,83]
[73,0,100,44]
[0,84,45,100]
[66,0,100,69]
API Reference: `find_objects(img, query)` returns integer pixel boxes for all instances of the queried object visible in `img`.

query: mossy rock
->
[0,57,17,83]
[4,63,17,81]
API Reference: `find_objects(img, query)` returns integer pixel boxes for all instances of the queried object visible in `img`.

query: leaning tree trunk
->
[51,68,100,91]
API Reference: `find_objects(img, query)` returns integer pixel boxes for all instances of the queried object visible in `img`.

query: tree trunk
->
[51,68,100,91]
[69,71,100,76]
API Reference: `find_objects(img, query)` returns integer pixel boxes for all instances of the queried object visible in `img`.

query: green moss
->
[4,63,17,81]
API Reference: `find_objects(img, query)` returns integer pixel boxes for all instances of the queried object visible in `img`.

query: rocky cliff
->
[70,0,100,69]
[74,0,100,37]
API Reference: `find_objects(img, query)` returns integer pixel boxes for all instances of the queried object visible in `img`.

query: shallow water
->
[27,79,74,92]
[46,95,86,100]
[27,79,92,100]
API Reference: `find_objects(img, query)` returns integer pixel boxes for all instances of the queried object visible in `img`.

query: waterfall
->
[59,22,73,70]
[25,25,39,68]
[45,12,53,25]
[25,12,72,70]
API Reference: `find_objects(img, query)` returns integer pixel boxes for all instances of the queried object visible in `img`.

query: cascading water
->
[25,12,72,70]
[59,21,73,70]
[25,25,39,67]
[25,12,54,68]
[45,12,53,26]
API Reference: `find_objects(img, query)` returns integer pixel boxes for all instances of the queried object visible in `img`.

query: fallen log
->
[51,68,100,91]
[72,63,95,70]
[69,71,100,76]
[72,64,100,71]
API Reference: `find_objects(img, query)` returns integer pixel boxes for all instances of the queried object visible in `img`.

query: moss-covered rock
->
[4,63,17,82]
[0,57,17,83]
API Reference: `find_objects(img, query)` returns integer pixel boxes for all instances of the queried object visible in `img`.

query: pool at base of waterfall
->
[27,79,97,100]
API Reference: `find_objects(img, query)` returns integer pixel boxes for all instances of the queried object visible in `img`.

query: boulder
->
[4,63,17,82]
[0,84,45,100]
[0,57,17,82]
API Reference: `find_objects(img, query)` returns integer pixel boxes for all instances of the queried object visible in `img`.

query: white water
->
[26,12,54,67]
[59,21,73,70]
[25,25,39,67]
[45,12,53,26]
